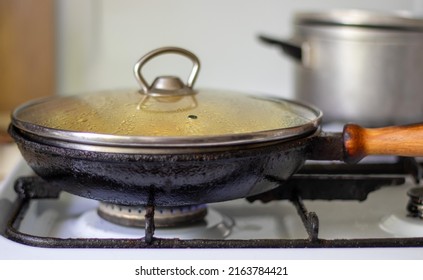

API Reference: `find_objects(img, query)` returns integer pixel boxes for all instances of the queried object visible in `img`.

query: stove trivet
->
[97,202,207,228]
[246,156,421,203]
[4,172,423,249]
[248,174,405,202]
[299,157,422,183]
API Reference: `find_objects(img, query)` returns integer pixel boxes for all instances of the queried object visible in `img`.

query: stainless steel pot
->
[260,10,423,125]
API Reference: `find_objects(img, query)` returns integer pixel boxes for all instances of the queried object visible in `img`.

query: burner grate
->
[4,158,423,249]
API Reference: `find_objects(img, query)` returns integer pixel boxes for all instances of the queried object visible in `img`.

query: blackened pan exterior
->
[9,125,309,206]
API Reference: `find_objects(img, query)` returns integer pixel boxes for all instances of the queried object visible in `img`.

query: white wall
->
[56,0,420,99]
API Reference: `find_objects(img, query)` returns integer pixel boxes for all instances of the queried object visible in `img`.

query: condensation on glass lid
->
[14,89,316,137]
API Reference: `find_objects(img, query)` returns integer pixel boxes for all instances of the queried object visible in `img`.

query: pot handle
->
[259,35,309,65]
[343,123,423,164]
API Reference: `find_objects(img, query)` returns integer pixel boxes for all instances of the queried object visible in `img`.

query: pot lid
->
[294,10,423,31]
[12,47,321,149]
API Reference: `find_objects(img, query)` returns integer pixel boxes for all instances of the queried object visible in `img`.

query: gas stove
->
[1,144,423,259]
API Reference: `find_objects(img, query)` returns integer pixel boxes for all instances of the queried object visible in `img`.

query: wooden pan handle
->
[343,123,423,163]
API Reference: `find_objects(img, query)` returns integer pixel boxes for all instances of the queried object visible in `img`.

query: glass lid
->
[11,47,322,148]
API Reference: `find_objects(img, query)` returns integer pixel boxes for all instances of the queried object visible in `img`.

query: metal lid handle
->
[133,47,201,94]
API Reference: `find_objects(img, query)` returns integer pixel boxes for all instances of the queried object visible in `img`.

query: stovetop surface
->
[1,145,423,259]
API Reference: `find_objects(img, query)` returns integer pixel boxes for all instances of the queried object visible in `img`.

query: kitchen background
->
[2,1,423,264]
[56,0,423,96]
[1,0,423,135]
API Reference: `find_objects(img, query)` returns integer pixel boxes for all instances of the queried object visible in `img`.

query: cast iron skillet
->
[8,122,423,206]
[7,47,423,207]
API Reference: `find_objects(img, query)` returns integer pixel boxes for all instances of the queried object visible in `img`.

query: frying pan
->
[8,47,423,207]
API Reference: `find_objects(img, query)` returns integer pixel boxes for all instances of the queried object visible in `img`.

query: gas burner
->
[69,208,233,240]
[407,187,423,219]
[97,203,208,228]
